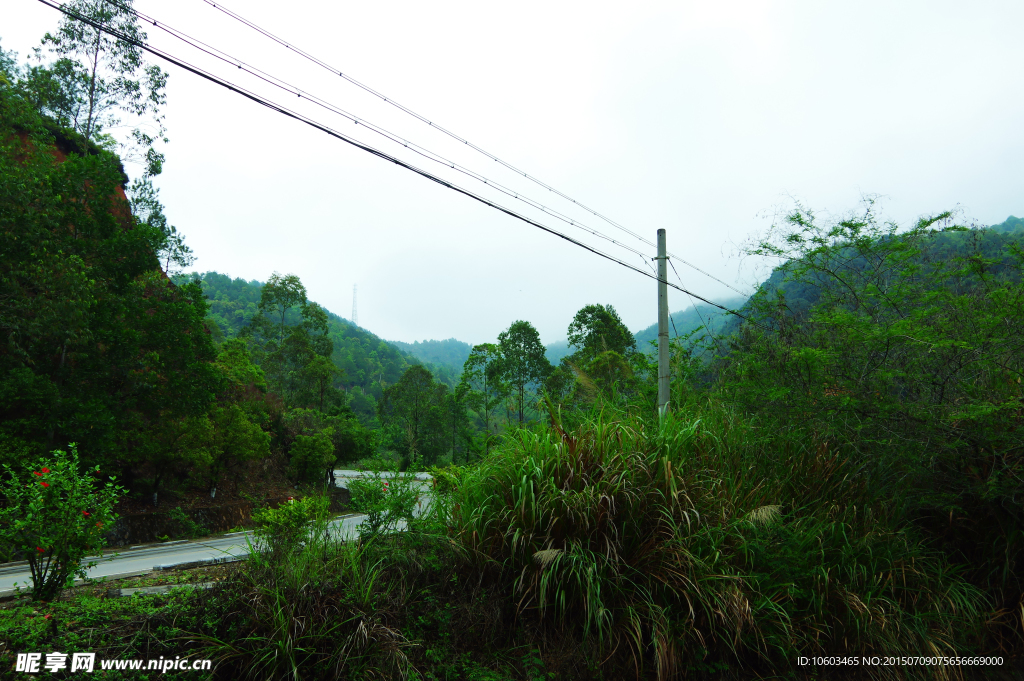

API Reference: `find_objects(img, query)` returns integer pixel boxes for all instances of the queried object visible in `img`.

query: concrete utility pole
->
[656,229,671,414]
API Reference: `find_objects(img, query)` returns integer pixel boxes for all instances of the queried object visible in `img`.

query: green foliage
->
[459,343,507,457]
[348,466,422,538]
[167,507,208,540]
[287,430,335,485]
[495,320,552,426]
[566,303,637,365]
[0,445,123,601]
[38,0,168,171]
[198,405,271,495]
[251,495,330,556]
[450,407,987,677]
[389,337,473,374]
[378,365,460,466]
[182,271,419,406]
[720,202,1024,618]
[0,74,218,475]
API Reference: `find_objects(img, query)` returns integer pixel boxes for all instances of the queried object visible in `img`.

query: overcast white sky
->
[6,0,1023,345]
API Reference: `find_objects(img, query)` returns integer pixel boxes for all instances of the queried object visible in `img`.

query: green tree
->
[566,304,636,366]
[204,404,271,498]
[288,431,335,485]
[378,365,448,466]
[458,343,506,455]
[37,0,167,172]
[496,321,552,426]
[257,273,307,343]
[723,200,1024,617]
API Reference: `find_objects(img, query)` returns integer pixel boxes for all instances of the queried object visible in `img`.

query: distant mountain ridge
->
[178,271,420,394]
[388,338,472,372]
[632,295,749,352]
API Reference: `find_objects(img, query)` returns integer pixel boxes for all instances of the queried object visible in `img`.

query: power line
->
[669,258,726,356]
[35,0,764,330]
[104,0,659,275]
[198,0,749,295]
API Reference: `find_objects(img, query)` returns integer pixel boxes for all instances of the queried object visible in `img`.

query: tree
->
[458,343,506,455]
[288,431,335,486]
[204,404,271,498]
[443,383,471,463]
[496,321,552,426]
[378,365,448,466]
[258,273,307,343]
[723,201,1024,617]
[38,0,167,172]
[566,304,637,366]
[0,445,123,601]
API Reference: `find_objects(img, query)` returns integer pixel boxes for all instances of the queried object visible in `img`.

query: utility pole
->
[656,229,670,415]
[352,284,358,327]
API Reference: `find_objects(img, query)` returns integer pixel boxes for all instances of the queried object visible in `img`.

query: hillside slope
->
[633,295,748,352]
[388,338,472,375]
[177,272,420,404]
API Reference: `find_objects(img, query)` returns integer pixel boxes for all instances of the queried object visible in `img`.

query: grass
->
[448,402,993,679]
[0,565,233,679]
[2,402,1019,680]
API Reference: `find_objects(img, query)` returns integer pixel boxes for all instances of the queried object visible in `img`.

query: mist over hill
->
[387,338,472,373]
[632,295,750,353]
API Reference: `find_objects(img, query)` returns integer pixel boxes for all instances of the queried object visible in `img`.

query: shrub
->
[0,445,123,600]
[348,466,421,539]
[251,495,330,555]
[450,408,986,679]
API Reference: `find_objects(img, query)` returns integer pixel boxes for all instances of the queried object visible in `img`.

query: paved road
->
[0,470,431,595]
[0,514,370,595]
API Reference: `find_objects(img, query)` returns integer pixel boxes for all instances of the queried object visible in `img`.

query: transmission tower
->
[351,284,358,327]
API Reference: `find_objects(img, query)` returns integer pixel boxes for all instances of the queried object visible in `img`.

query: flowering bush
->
[0,445,124,600]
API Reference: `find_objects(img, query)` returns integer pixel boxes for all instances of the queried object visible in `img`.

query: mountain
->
[991,215,1024,234]
[388,338,472,374]
[177,271,429,422]
[712,216,1024,341]
[545,340,572,365]
[633,295,749,352]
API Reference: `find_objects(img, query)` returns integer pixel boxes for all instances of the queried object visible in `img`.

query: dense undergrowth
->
[53,399,1007,681]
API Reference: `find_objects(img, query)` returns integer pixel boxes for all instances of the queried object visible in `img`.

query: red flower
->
[36,546,44,552]
[40,482,49,487]
[96,522,102,527]
[33,471,42,476]
[43,614,51,620]
[83,511,90,516]
[41,467,50,473]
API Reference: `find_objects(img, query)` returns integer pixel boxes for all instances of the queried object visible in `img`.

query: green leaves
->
[495,320,552,426]
[0,444,124,601]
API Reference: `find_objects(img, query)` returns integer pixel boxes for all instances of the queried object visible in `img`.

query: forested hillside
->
[633,294,747,352]
[387,338,472,373]
[180,271,415,391]
[713,213,1024,340]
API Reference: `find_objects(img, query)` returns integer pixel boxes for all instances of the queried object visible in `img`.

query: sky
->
[5,0,1023,345]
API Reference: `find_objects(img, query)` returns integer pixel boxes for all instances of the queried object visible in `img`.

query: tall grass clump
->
[449,403,987,680]
[191,494,414,680]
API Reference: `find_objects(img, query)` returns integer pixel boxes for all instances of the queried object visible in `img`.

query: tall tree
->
[378,365,448,466]
[458,343,506,455]
[496,321,552,426]
[566,304,637,366]
[257,273,307,343]
[38,0,167,171]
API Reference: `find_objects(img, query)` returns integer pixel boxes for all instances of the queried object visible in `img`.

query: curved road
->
[0,470,430,596]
